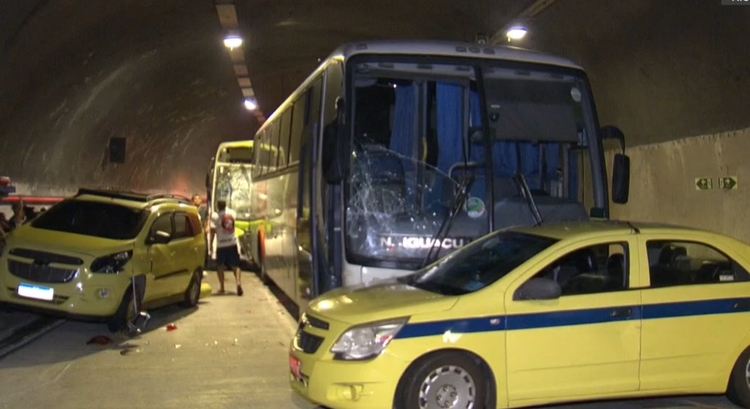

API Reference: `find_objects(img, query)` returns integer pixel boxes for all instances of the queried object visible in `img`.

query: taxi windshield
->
[401,231,557,295]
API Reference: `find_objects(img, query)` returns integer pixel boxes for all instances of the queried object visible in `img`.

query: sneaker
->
[237,285,244,296]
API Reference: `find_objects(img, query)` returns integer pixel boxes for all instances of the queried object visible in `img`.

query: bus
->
[249,40,631,307]
[206,140,267,264]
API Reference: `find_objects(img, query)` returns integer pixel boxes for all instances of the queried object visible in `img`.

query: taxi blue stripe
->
[642,297,749,319]
[396,316,505,339]
[506,305,643,331]
[394,296,750,340]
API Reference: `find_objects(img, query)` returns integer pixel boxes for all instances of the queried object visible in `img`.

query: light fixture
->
[506,26,528,41]
[243,98,257,111]
[223,35,243,49]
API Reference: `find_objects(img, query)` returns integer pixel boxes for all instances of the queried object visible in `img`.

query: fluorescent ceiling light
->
[506,27,528,40]
[223,36,243,49]
[243,99,257,110]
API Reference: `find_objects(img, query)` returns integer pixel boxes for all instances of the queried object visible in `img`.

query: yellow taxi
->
[0,188,206,333]
[289,220,750,409]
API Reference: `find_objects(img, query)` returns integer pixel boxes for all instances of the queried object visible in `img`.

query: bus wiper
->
[420,173,475,268]
[514,173,543,226]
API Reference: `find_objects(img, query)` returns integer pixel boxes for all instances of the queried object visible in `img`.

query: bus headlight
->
[330,318,407,360]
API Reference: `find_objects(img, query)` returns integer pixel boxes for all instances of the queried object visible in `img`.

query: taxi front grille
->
[8,260,79,284]
[306,315,329,330]
[295,330,324,354]
[9,248,84,266]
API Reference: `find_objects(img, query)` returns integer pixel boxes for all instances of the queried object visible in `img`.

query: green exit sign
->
[695,177,712,190]
[719,176,738,190]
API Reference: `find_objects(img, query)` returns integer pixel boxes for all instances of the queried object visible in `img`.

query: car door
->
[165,212,197,295]
[637,233,750,391]
[145,211,174,300]
[504,235,642,403]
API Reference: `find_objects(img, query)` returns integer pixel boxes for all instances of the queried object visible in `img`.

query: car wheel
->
[179,270,202,308]
[395,352,486,409]
[107,288,135,333]
[727,346,750,408]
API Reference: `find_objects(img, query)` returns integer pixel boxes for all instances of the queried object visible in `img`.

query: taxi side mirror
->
[513,277,561,301]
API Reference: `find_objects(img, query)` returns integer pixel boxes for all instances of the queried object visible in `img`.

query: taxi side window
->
[172,213,192,239]
[187,214,202,236]
[150,213,173,237]
[531,242,629,296]
[646,240,750,288]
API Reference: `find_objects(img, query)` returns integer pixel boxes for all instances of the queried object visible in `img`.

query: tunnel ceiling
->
[0,0,748,195]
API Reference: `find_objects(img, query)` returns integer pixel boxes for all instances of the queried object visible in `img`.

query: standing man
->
[209,199,243,296]
[192,194,210,271]
[191,194,208,227]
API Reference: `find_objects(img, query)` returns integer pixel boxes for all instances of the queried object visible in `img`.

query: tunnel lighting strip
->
[213,0,266,125]
[489,0,558,45]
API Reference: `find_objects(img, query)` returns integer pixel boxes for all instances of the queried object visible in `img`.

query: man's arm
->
[208,213,217,254]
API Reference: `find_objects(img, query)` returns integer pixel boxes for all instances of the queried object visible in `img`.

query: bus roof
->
[328,39,583,71]
[217,140,254,149]
[257,39,584,133]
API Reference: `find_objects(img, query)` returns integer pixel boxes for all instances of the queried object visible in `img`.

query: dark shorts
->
[216,245,240,269]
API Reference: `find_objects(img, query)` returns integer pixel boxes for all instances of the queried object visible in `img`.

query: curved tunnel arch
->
[0,0,256,195]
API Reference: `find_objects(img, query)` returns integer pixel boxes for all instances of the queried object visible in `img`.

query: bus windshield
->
[346,60,596,269]
[211,141,258,222]
[212,164,255,221]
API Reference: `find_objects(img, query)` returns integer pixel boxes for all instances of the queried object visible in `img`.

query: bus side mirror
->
[601,125,630,204]
[323,97,348,184]
[612,153,630,204]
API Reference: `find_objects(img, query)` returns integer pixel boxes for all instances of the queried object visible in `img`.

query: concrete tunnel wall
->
[603,127,750,245]
[530,0,750,241]
[0,0,256,196]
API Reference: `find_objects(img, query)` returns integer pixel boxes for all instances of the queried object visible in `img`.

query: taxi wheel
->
[727,346,750,408]
[179,270,202,308]
[396,352,486,409]
[107,288,135,333]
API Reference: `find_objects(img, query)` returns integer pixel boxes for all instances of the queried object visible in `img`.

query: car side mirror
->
[513,277,561,301]
[148,230,171,245]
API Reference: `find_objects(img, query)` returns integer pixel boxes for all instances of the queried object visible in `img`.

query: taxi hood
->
[6,225,135,259]
[306,278,458,324]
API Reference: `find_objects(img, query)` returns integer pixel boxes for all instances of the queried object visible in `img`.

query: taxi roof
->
[510,220,716,241]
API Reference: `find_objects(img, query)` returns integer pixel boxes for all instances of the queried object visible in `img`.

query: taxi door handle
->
[734,301,750,311]
[610,307,632,318]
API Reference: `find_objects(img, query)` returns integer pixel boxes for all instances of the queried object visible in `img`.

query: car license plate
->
[289,355,302,380]
[17,283,54,301]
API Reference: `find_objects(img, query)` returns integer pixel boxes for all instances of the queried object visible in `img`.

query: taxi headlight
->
[330,318,407,361]
[91,251,133,274]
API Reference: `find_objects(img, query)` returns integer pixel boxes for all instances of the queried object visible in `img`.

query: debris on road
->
[86,335,112,345]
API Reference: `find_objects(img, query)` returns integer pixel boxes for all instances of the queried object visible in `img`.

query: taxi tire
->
[179,269,202,308]
[107,287,134,333]
[395,351,487,409]
[727,346,750,408]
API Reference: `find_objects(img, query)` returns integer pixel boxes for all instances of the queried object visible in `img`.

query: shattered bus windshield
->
[213,164,255,221]
[346,60,595,269]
